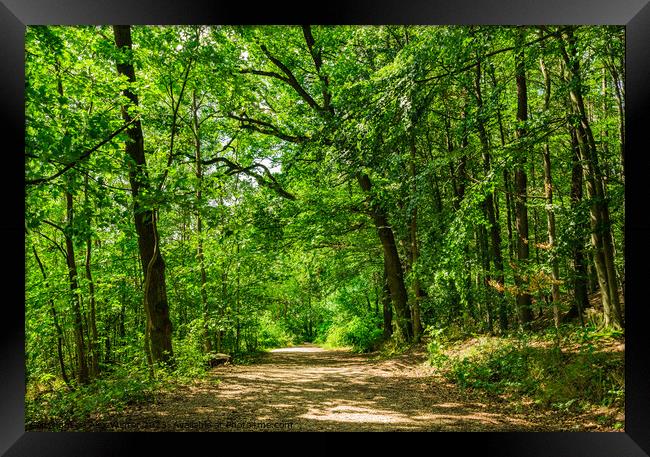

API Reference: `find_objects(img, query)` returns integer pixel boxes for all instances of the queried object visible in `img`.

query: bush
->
[324,315,382,353]
[258,318,294,349]
[426,327,449,367]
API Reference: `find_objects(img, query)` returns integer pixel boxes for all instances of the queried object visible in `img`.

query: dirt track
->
[77,344,607,432]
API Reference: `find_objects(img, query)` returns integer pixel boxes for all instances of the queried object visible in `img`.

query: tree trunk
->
[475,59,508,333]
[113,25,174,364]
[357,173,412,341]
[409,136,423,342]
[64,188,89,384]
[514,28,533,327]
[565,127,589,324]
[85,236,100,376]
[476,222,494,333]
[82,174,100,377]
[539,53,561,328]
[32,245,70,387]
[488,63,515,263]
[52,56,87,383]
[192,90,212,354]
[605,51,625,183]
[382,265,393,339]
[559,27,623,329]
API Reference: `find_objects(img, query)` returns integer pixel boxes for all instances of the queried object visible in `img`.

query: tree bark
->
[539,53,561,328]
[409,135,423,342]
[192,90,212,354]
[604,47,625,183]
[559,27,623,329]
[382,265,393,339]
[358,173,413,341]
[514,28,533,327]
[487,63,515,263]
[475,59,508,332]
[32,245,71,387]
[64,187,90,384]
[85,237,100,376]
[565,126,589,324]
[113,25,174,364]
[82,174,101,377]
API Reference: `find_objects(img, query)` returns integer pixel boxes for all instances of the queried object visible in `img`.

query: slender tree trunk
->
[235,242,241,353]
[358,173,412,341]
[32,245,70,387]
[113,25,174,364]
[192,90,212,354]
[606,52,625,182]
[565,127,589,324]
[514,28,533,327]
[82,175,100,377]
[539,54,561,328]
[559,27,623,329]
[85,237,100,376]
[488,63,515,263]
[382,265,393,339]
[52,56,87,383]
[476,222,494,332]
[64,188,90,384]
[218,269,227,353]
[409,136,423,342]
[475,59,508,333]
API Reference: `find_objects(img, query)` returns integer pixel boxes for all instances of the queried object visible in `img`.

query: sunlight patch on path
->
[300,405,414,424]
[270,345,327,353]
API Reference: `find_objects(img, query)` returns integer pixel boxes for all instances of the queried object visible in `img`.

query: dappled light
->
[82,345,573,432]
[25,24,625,433]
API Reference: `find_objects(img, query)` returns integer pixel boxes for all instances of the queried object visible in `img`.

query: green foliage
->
[26,364,157,430]
[257,314,294,349]
[426,327,450,366]
[323,315,383,353]
[428,326,624,411]
[24,24,625,429]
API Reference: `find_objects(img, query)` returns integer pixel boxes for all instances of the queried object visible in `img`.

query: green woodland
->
[25,25,625,430]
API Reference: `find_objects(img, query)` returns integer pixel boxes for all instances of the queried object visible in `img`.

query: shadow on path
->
[85,344,580,431]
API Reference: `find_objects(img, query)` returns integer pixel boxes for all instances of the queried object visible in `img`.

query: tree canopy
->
[25,25,624,397]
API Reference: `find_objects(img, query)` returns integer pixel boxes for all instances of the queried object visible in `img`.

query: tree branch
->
[302,25,334,115]
[26,117,139,186]
[158,57,194,192]
[200,156,296,201]
[240,68,291,85]
[31,229,68,261]
[228,113,309,144]
[258,43,323,112]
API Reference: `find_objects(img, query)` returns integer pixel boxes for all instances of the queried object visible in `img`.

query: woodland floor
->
[74,344,622,432]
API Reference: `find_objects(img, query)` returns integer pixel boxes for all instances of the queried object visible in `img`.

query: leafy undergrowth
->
[317,315,383,353]
[25,346,217,431]
[26,366,160,431]
[25,333,295,430]
[426,324,625,430]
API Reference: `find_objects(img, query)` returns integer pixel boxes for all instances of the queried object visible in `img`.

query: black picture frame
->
[3,0,649,455]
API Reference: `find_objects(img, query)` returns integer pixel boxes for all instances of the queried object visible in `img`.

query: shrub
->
[324,315,382,353]
[258,316,294,349]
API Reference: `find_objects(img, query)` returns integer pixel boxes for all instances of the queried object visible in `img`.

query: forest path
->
[92,344,576,431]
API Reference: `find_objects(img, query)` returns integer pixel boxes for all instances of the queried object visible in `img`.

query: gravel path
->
[85,344,599,431]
